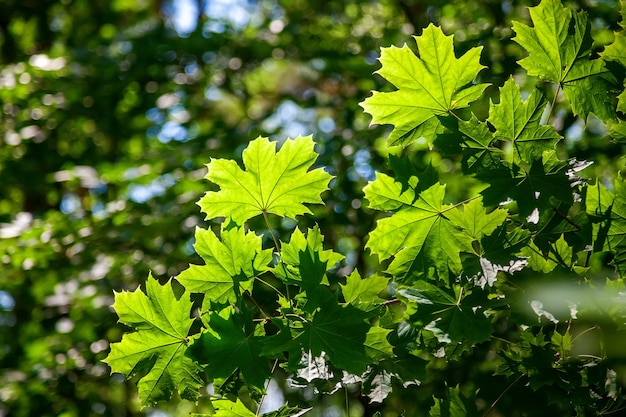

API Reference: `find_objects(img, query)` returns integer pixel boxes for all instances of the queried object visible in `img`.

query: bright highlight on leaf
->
[488,77,561,163]
[199,135,332,224]
[512,0,616,122]
[360,24,488,147]
[103,274,202,406]
[177,225,272,307]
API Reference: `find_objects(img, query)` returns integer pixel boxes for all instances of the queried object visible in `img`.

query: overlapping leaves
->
[512,0,616,122]
[103,275,202,406]
[360,24,488,146]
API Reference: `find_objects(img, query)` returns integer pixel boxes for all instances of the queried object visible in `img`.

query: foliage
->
[2,0,626,416]
[104,0,626,415]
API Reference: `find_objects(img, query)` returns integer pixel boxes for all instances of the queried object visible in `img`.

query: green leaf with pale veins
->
[103,274,202,406]
[198,136,332,224]
[273,226,343,292]
[341,271,389,311]
[512,0,616,122]
[447,197,508,241]
[360,24,488,147]
[365,182,473,280]
[488,77,561,163]
[177,226,272,307]
[189,306,270,389]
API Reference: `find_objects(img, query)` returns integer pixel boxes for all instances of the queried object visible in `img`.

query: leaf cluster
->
[105,0,626,415]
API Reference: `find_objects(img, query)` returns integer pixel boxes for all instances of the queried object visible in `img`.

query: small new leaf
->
[198,136,332,224]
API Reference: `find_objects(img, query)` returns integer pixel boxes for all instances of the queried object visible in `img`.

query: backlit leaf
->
[198,136,332,224]
[104,274,202,406]
[512,0,616,122]
[360,24,488,146]
[177,226,272,307]
[488,77,561,163]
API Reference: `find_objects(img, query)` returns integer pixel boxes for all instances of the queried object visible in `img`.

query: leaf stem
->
[481,374,523,417]
[256,360,279,416]
[262,210,281,253]
[245,291,270,318]
[254,276,286,299]
[545,83,562,126]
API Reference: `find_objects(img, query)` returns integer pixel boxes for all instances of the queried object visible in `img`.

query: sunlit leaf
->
[198,136,332,224]
[360,24,488,146]
[104,274,202,406]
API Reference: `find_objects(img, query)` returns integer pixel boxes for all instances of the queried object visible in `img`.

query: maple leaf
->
[512,0,616,122]
[399,282,493,346]
[273,226,343,292]
[360,24,488,147]
[478,152,574,217]
[188,306,270,389]
[365,180,473,280]
[446,197,508,241]
[263,300,375,375]
[608,179,626,275]
[198,136,332,224]
[340,270,389,311]
[600,1,626,68]
[488,77,561,163]
[176,226,272,307]
[103,274,202,406]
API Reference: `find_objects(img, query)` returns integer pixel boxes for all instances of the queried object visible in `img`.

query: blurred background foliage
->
[0,0,623,416]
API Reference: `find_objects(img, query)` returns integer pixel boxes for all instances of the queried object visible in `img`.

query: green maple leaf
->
[479,152,573,217]
[176,226,272,307]
[274,226,343,292]
[365,181,473,280]
[430,386,476,417]
[263,300,374,375]
[520,235,572,273]
[188,306,270,389]
[103,274,202,406]
[488,77,561,163]
[399,282,493,346]
[209,399,255,417]
[600,1,626,68]
[610,121,626,142]
[446,197,508,241]
[198,136,332,224]
[586,180,614,217]
[608,179,626,275]
[340,270,389,311]
[456,117,502,173]
[512,0,616,122]
[360,24,488,147]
